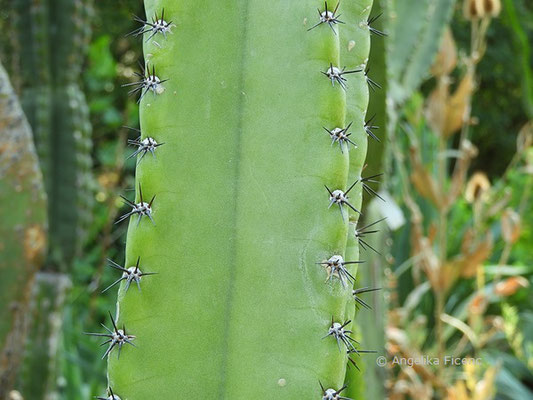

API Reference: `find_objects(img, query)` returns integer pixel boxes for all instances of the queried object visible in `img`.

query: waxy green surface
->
[109,1,373,398]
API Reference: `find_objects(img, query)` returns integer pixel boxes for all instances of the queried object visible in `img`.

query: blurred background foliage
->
[0,0,144,397]
[371,0,533,399]
[0,0,531,399]
[448,0,532,175]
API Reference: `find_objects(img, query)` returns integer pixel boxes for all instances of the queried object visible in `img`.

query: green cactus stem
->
[16,273,71,399]
[13,0,94,267]
[105,1,374,398]
[343,1,387,396]
[0,61,47,399]
[8,0,93,396]
[360,0,387,181]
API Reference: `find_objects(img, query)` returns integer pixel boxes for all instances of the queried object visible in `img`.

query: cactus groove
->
[107,1,374,397]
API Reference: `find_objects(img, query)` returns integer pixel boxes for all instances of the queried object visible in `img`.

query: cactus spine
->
[0,62,47,398]
[13,0,94,267]
[106,1,374,397]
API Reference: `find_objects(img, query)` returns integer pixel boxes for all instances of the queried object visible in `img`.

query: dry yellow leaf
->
[457,233,493,278]
[444,73,475,137]
[448,381,470,400]
[501,208,521,244]
[410,148,444,208]
[469,293,488,315]
[474,366,498,400]
[427,79,450,136]
[432,28,457,77]
[494,276,529,297]
[439,262,461,293]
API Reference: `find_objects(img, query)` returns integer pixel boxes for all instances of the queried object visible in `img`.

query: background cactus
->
[386,0,456,107]
[3,1,94,398]
[16,273,71,399]
[0,61,47,399]
[104,0,376,398]
[12,0,94,267]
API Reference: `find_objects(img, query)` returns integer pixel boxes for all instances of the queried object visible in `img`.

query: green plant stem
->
[107,1,374,398]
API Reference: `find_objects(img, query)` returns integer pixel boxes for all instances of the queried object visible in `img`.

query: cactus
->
[8,1,93,397]
[344,201,387,399]
[386,0,456,106]
[16,273,71,399]
[0,61,47,399]
[13,0,94,267]
[13,0,52,190]
[362,0,387,181]
[98,1,376,398]
[342,2,388,397]
[48,84,94,264]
